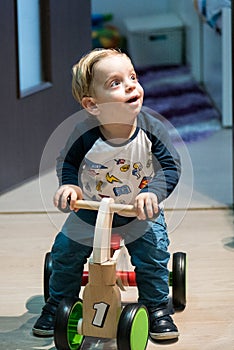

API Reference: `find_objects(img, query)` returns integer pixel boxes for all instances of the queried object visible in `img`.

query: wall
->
[171,0,202,82]
[0,0,91,193]
[173,1,232,126]
[91,0,171,36]
[203,23,222,113]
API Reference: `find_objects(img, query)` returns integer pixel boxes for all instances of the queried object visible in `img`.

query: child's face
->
[88,55,144,120]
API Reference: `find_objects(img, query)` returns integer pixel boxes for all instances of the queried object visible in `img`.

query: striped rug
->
[138,65,221,143]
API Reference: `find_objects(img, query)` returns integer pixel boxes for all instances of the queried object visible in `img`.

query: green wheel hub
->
[117,303,149,350]
[67,301,84,350]
[130,307,149,350]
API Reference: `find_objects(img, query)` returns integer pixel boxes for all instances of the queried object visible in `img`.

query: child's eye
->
[110,80,120,87]
[130,74,138,81]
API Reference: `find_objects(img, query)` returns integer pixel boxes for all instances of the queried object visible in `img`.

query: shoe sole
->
[32,327,54,337]
[149,331,179,341]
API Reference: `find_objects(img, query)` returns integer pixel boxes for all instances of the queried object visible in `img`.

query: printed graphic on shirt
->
[85,158,108,170]
[132,162,143,179]
[98,194,110,199]
[106,173,122,184]
[120,164,130,172]
[80,129,155,205]
[139,176,152,189]
[96,180,104,192]
[87,169,99,177]
[113,185,131,197]
[114,158,125,165]
[146,153,153,168]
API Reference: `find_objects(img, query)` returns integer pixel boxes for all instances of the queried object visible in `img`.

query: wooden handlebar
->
[73,199,137,216]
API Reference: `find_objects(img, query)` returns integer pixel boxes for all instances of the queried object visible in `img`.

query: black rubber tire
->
[117,303,149,350]
[54,297,84,350]
[43,252,52,302]
[172,252,186,311]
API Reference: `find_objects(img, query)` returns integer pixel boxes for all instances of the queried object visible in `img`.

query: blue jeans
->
[50,210,170,307]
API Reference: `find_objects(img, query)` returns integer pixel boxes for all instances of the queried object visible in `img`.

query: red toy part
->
[116,271,137,286]
[111,234,122,251]
[81,233,137,287]
[81,270,136,287]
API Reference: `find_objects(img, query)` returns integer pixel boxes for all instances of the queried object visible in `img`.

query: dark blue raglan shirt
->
[56,109,181,207]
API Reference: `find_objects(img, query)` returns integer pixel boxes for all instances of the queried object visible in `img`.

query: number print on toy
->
[92,302,110,327]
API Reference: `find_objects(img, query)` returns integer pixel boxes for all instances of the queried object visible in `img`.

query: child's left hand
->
[134,192,159,220]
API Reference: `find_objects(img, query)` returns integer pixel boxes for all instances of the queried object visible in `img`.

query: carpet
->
[138,65,222,143]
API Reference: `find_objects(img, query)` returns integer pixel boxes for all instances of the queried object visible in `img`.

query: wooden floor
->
[0,208,234,350]
[0,128,233,349]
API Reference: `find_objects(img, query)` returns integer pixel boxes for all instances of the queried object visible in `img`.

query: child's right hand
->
[53,184,83,212]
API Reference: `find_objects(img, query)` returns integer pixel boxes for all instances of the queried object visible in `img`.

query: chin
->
[130,102,142,115]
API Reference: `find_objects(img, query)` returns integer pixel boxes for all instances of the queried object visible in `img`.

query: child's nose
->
[125,79,136,91]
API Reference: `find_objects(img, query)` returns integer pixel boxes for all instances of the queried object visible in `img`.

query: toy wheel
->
[172,252,186,311]
[43,252,52,302]
[54,297,84,350]
[117,303,149,350]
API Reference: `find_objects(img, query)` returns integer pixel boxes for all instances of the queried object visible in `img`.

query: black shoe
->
[32,300,58,336]
[148,305,179,341]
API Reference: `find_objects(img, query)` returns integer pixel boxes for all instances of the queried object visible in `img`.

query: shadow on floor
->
[0,295,119,349]
[1,294,176,349]
[0,295,55,350]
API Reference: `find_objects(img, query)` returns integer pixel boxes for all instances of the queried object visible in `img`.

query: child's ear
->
[82,97,99,115]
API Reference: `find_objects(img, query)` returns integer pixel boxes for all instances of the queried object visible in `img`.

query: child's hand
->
[134,192,159,220]
[53,185,83,212]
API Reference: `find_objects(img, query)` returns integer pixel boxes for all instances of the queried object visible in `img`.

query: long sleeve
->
[56,123,101,187]
[138,111,181,203]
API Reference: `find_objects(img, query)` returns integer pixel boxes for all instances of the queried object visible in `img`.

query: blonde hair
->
[72,48,128,104]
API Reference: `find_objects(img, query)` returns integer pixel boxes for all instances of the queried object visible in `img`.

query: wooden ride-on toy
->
[53,198,149,350]
[44,249,186,312]
[43,198,186,349]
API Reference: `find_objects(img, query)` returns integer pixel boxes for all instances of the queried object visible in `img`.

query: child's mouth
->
[126,96,138,103]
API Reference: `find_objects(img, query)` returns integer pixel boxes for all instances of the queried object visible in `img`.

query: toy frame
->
[43,198,186,350]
